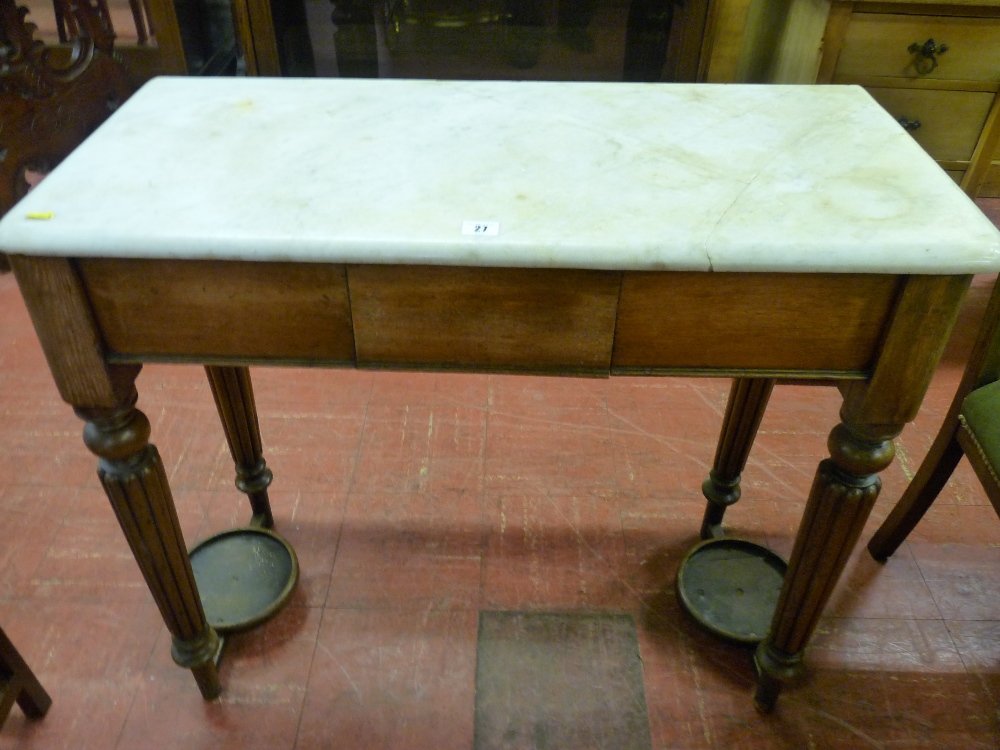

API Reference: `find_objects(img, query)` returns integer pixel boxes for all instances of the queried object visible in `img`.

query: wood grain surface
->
[841,273,971,425]
[78,258,356,362]
[9,255,137,408]
[71,261,918,378]
[348,265,621,373]
[612,272,902,373]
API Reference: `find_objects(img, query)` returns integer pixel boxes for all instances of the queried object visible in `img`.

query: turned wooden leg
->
[867,418,963,561]
[205,366,274,529]
[0,626,52,724]
[701,378,775,539]
[77,390,222,700]
[753,420,899,711]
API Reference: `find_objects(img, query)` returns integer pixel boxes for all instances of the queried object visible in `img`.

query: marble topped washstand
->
[2,77,999,711]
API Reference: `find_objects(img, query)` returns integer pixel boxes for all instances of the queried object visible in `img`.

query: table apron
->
[75,258,907,379]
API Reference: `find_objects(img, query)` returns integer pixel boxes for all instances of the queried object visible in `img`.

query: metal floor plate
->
[474,612,652,750]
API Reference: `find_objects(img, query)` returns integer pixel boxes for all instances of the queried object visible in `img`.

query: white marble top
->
[3,76,1000,273]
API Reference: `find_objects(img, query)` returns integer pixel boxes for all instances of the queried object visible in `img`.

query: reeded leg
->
[0,626,52,723]
[753,420,899,712]
[701,378,775,539]
[205,366,274,529]
[77,390,222,700]
[867,419,963,561]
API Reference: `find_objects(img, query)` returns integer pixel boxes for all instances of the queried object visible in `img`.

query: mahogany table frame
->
[7,255,971,710]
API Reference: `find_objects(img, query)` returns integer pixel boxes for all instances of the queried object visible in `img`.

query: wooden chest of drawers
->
[764,0,1000,196]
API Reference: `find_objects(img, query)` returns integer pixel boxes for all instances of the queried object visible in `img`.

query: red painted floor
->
[2,235,1000,747]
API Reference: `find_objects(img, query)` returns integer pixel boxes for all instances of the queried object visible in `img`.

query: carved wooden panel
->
[0,0,132,214]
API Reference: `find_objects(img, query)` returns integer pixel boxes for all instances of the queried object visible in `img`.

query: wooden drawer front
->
[837,14,1000,83]
[866,87,993,162]
[78,258,356,361]
[612,272,901,374]
[348,266,620,373]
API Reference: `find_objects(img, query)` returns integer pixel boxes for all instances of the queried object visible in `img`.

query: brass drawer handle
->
[908,38,949,75]
[897,116,922,132]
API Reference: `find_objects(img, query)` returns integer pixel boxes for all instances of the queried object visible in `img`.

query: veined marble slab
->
[3,76,1000,273]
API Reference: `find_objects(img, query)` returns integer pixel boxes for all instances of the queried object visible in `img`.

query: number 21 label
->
[462,220,500,236]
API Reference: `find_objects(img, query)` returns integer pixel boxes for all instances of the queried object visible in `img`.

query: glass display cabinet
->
[231,0,715,81]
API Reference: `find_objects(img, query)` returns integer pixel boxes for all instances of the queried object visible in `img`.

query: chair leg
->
[0,627,52,726]
[867,421,964,561]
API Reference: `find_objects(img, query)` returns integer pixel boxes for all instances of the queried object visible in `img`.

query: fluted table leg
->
[753,420,899,711]
[701,378,775,539]
[78,390,222,699]
[205,366,274,529]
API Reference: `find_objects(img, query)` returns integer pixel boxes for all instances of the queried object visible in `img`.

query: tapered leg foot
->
[171,630,223,700]
[701,471,741,540]
[701,378,775,539]
[752,640,801,713]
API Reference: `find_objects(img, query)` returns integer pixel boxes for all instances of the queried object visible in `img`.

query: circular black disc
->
[676,538,787,645]
[189,527,299,633]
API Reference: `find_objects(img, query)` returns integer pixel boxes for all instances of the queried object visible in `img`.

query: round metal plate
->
[189,527,299,634]
[676,538,787,645]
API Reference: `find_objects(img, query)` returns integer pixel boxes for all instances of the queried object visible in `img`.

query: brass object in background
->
[908,37,948,75]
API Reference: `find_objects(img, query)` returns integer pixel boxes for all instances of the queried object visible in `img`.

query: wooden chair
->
[0,0,132,213]
[0,625,51,728]
[868,279,1000,560]
[0,0,133,274]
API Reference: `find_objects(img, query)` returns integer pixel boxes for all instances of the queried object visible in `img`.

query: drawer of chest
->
[866,87,993,161]
[836,14,1000,83]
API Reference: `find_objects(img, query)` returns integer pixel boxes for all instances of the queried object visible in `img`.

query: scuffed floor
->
[1,262,1000,748]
